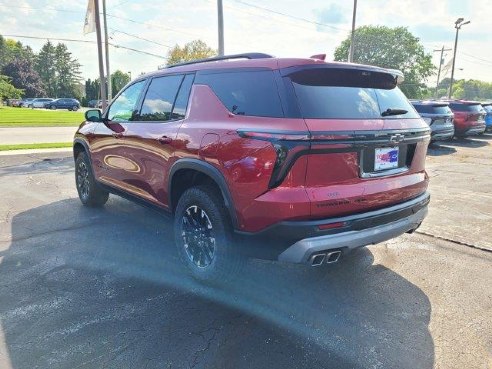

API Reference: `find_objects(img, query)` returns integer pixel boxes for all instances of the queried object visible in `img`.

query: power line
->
[458,51,492,65]
[232,0,349,31]
[2,34,167,59]
[110,28,173,48]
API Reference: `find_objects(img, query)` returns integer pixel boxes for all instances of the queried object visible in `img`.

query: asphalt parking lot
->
[0,136,491,369]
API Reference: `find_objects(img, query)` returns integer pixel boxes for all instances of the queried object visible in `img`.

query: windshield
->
[289,68,419,119]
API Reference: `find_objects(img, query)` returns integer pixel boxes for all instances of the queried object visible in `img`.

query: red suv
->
[447,100,486,137]
[74,53,430,280]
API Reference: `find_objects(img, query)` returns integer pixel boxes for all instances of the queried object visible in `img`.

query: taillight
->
[237,129,309,188]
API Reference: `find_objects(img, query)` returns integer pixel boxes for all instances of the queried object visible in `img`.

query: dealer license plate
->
[374,147,399,171]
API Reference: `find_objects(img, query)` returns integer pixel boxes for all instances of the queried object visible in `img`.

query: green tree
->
[166,40,216,66]
[334,26,435,98]
[36,41,57,96]
[111,70,131,96]
[35,41,82,98]
[0,75,23,100]
[54,43,82,98]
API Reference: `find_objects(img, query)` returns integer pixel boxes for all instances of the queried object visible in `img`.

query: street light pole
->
[217,0,224,56]
[449,18,470,98]
[102,0,111,102]
[348,0,357,63]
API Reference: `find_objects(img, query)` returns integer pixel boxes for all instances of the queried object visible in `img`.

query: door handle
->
[112,132,123,139]
[157,136,173,144]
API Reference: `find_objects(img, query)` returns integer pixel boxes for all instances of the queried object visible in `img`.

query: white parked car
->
[31,98,54,108]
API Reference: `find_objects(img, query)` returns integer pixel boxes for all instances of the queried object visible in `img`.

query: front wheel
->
[174,185,243,282]
[71,106,78,111]
[50,105,56,110]
[75,152,109,207]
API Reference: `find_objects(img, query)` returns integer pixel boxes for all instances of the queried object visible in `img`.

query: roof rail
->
[165,52,274,69]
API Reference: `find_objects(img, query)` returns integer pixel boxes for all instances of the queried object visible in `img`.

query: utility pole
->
[433,46,452,98]
[217,0,224,56]
[94,0,107,111]
[449,18,470,98]
[102,0,111,102]
[348,0,357,63]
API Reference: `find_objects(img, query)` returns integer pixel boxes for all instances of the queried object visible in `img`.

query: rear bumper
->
[431,126,454,141]
[275,192,430,264]
[457,124,486,136]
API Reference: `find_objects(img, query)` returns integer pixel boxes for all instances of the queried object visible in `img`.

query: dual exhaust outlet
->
[310,250,342,266]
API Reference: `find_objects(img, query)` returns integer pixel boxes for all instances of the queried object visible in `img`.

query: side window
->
[171,74,195,120]
[107,80,146,122]
[139,75,183,121]
[195,70,284,118]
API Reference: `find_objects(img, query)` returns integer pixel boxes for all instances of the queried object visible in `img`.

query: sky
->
[1,0,492,86]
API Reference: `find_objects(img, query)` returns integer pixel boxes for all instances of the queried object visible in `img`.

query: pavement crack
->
[415,230,492,253]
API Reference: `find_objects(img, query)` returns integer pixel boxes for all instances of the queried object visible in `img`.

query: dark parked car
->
[411,100,455,141]
[446,100,486,137]
[73,53,430,280]
[45,98,80,111]
[482,103,492,131]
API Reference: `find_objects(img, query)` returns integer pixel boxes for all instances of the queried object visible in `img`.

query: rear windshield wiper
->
[381,108,408,117]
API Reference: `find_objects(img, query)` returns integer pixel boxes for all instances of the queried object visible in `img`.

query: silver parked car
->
[31,98,54,108]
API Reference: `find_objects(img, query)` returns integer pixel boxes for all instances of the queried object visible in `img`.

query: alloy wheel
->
[76,161,90,200]
[180,205,216,268]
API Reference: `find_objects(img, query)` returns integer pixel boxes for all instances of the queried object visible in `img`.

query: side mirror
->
[85,109,102,122]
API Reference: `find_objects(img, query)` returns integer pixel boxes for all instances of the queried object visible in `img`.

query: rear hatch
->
[413,103,454,127]
[450,102,486,126]
[282,65,430,218]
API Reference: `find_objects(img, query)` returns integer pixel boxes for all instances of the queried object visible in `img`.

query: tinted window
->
[483,105,492,113]
[140,75,183,121]
[290,68,418,119]
[195,71,284,117]
[413,104,452,115]
[171,74,194,120]
[449,103,483,113]
[108,80,146,121]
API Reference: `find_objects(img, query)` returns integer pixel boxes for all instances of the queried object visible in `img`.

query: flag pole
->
[102,0,111,102]
[93,0,107,111]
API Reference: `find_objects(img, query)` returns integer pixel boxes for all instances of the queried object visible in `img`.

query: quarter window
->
[140,75,183,121]
[195,71,284,118]
[107,80,146,122]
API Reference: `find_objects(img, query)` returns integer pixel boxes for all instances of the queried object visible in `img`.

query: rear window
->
[413,104,452,115]
[289,68,419,119]
[449,103,484,113]
[482,105,492,113]
[195,70,284,118]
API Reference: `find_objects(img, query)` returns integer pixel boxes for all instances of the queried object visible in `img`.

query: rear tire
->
[75,152,109,207]
[174,185,244,283]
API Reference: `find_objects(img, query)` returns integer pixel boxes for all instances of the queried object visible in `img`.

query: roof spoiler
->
[387,68,404,84]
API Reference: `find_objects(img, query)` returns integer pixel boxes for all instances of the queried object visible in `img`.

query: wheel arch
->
[168,159,239,230]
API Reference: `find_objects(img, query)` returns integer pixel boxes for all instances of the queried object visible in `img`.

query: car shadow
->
[427,142,457,156]
[442,137,489,148]
[0,198,434,369]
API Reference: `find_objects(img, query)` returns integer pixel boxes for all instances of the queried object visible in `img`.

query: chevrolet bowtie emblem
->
[389,134,405,144]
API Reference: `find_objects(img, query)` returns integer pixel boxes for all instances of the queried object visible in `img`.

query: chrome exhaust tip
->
[326,250,342,264]
[310,253,326,266]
